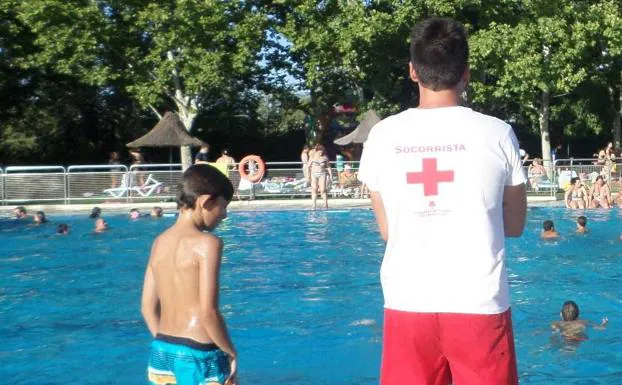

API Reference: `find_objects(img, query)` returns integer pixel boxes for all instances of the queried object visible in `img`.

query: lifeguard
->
[358,17,527,385]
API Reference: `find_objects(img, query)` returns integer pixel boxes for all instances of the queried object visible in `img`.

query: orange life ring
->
[238,155,266,183]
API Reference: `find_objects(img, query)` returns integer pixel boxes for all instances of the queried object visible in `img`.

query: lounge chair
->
[132,174,163,197]
[104,173,131,197]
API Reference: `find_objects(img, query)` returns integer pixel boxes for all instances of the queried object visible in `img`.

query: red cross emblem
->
[406,158,454,196]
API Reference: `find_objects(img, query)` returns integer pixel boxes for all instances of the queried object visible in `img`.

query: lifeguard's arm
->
[503,184,527,237]
[198,236,237,358]
[141,264,160,337]
[370,192,388,241]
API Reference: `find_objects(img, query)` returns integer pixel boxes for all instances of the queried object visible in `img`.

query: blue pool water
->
[0,208,620,384]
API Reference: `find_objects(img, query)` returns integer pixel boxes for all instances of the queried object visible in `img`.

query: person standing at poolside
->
[301,145,310,185]
[358,18,527,385]
[141,164,237,385]
[195,145,211,165]
[308,144,333,210]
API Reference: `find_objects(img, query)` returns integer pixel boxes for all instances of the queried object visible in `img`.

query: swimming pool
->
[0,208,620,384]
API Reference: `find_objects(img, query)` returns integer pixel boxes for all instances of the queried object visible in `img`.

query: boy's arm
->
[141,264,160,337]
[198,235,237,358]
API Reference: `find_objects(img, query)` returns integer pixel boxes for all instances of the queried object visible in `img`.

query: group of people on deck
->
[564,176,621,209]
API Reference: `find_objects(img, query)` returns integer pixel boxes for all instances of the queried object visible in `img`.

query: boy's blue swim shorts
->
[147,334,230,385]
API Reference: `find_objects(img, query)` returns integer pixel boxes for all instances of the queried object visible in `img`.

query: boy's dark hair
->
[595,175,604,183]
[89,207,101,219]
[15,206,26,214]
[410,17,469,91]
[577,216,587,227]
[57,223,69,234]
[570,177,579,185]
[561,301,579,321]
[543,220,554,231]
[177,164,234,209]
[129,208,139,213]
[152,206,163,217]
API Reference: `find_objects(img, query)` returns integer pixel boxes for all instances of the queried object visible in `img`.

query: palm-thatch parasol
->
[126,111,206,164]
[334,110,381,145]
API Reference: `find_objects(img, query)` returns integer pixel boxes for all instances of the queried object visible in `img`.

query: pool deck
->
[0,196,562,215]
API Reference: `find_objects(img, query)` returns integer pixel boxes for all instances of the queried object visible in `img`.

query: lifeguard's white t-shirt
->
[358,106,526,314]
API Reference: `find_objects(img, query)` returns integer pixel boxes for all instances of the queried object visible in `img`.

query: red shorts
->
[381,308,518,385]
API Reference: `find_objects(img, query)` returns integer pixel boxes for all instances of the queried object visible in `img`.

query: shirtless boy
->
[551,301,608,341]
[541,220,559,239]
[141,164,237,385]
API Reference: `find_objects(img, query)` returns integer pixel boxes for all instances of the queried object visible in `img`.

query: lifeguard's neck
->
[417,86,462,109]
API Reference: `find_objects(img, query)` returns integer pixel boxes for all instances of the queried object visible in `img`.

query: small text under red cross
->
[406,158,454,196]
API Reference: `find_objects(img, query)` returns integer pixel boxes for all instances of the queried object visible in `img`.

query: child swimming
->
[34,211,47,225]
[129,208,141,220]
[150,206,163,218]
[94,218,108,233]
[576,216,588,234]
[541,220,559,239]
[141,164,237,385]
[551,301,608,341]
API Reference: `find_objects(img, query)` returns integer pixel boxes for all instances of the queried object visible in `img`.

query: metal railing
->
[1,159,618,206]
[553,158,619,194]
[4,166,67,204]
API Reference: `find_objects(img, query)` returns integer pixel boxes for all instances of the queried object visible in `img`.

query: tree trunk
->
[178,109,198,170]
[316,113,332,145]
[539,90,552,175]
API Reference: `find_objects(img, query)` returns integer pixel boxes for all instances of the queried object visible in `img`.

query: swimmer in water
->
[551,301,608,341]
[34,211,47,225]
[141,164,237,385]
[89,207,101,219]
[14,206,27,219]
[576,216,588,234]
[57,224,69,235]
[541,220,559,239]
[94,218,108,233]
[129,208,140,220]
[150,206,163,218]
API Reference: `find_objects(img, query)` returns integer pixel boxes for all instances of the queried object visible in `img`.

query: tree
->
[470,1,593,170]
[14,0,267,168]
[584,0,622,147]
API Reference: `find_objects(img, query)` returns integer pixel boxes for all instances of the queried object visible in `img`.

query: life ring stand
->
[238,155,266,183]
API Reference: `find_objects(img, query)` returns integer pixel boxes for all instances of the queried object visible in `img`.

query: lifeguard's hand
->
[225,356,238,385]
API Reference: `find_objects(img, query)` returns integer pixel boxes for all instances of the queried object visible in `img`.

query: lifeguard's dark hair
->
[410,17,469,91]
[561,301,579,321]
[177,164,234,209]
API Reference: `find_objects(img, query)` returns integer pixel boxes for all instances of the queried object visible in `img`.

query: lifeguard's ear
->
[409,62,419,83]
[197,194,213,209]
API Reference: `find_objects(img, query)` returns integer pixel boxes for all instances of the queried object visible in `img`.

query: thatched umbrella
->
[334,110,381,145]
[126,112,206,164]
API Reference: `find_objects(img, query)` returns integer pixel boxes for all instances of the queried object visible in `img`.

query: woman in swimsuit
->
[589,175,612,209]
[307,144,333,210]
[564,177,588,209]
[527,158,548,189]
